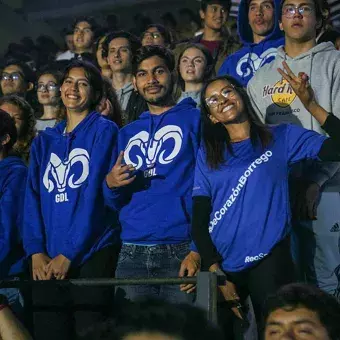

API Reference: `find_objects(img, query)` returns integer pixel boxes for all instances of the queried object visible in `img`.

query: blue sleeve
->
[61,123,119,261]
[192,148,211,198]
[23,139,47,257]
[0,167,27,275]
[285,124,327,165]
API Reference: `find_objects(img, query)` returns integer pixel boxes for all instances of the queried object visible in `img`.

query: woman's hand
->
[278,61,328,125]
[46,254,71,280]
[277,61,316,111]
[31,253,52,281]
[209,263,244,320]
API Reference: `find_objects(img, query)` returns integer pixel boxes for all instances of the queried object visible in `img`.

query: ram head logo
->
[236,47,281,78]
[124,125,183,170]
[43,148,90,193]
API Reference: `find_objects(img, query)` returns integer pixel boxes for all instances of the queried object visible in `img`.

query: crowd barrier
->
[0,272,225,325]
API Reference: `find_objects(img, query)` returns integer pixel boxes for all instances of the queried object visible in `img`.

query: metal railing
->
[0,272,224,324]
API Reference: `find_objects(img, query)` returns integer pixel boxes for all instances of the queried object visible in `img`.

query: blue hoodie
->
[218,0,284,87]
[0,156,26,279]
[104,98,200,244]
[23,112,119,266]
[193,124,327,272]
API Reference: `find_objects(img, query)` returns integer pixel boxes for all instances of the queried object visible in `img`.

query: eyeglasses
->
[142,32,162,39]
[37,82,59,92]
[205,85,236,108]
[1,72,23,82]
[282,4,314,18]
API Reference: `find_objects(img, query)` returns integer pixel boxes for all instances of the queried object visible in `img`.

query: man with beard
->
[56,16,98,65]
[104,46,201,303]
[218,0,284,87]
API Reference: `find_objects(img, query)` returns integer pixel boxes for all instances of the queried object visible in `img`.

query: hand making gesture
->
[106,151,136,189]
[278,61,328,125]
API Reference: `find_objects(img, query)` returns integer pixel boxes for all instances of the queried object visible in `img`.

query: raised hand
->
[106,151,136,189]
[277,61,315,111]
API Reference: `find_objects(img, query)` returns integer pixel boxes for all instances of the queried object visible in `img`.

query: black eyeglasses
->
[37,82,59,92]
[1,72,23,81]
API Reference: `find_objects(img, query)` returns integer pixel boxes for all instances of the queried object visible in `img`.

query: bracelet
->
[0,304,8,312]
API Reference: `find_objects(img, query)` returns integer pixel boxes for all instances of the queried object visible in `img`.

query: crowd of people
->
[1,0,340,339]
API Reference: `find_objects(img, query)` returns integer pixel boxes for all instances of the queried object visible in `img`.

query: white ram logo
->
[43,148,90,193]
[124,125,183,170]
[236,47,282,78]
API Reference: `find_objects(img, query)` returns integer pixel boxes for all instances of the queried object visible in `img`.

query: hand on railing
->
[179,251,201,294]
[209,263,244,320]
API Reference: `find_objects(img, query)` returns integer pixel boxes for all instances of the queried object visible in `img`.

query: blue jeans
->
[115,242,194,304]
[0,284,24,319]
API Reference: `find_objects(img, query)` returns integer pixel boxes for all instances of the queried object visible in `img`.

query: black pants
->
[218,238,295,340]
[31,245,120,340]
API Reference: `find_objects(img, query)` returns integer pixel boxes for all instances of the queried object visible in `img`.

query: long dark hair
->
[200,76,272,169]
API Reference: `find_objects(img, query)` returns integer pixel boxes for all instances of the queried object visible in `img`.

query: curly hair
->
[0,95,36,163]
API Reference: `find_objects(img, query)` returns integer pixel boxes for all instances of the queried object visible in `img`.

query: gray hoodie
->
[247,42,340,189]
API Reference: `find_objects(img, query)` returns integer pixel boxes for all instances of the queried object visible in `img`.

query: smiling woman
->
[191,71,340,337]
[23,60,120,340]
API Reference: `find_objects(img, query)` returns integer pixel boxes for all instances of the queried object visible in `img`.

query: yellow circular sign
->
[271,79,296,108]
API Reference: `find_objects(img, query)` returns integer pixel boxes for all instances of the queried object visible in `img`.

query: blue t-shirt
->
[193,124,327,272]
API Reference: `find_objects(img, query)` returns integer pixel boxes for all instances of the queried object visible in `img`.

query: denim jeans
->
[0,281,24,320]
[115,242,194,304]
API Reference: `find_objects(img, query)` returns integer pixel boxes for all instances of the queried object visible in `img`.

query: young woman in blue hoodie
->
[192,64,340,335]
[0,109,27,319]
[23,60,119,340]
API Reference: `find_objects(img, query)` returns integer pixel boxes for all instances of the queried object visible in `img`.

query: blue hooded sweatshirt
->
[218,0,284,87]
[0,156,26,279]
[193,124,327,272]
[104,98,200,244]
[23,112,119,266]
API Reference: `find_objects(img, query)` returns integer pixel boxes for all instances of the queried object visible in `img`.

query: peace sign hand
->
[277,61,316,111]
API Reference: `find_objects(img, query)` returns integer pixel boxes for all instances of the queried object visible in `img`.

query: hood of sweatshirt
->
[218,0,284,86]
[238,0,283,45]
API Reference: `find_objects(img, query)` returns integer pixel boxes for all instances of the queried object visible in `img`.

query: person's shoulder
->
[95,115,119,133]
